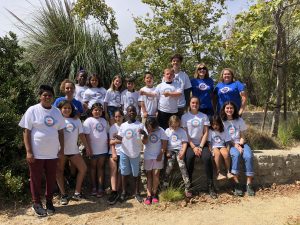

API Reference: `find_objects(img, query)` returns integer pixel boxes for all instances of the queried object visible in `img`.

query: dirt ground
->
[1,183,300,225]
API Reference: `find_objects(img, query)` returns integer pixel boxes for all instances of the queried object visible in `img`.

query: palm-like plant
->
[9,0,119,90]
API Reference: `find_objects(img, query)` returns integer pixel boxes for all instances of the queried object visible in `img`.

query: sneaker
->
[208,180,217,199]
[97,190,105,198]
[107,191,120,205]
[60,194,69,205]
[185,191,193,198]
[227,172,234,179]
[234,183,244,197]
[217,173,227,180]
[46,201,55,216]
[72,193,85,201]
[119,192,127,202]
[151,195,159,204]
[91,188,97,196]
[134,194,143,203]
[144,196,152,205]
[246,184,255,196]
[32,203,47,217]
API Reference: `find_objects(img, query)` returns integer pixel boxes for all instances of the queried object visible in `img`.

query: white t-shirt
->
[118,121,145,158]
[104,88,121,107]
[181,111,210,146]
[18,103,65,159]
[208,130,230,148]
[174,71,192,108]
[63,118,83,155]
[83,117,108,155]
[165,127,188,151]
[144,127,168,160]
[121,89,140,115]
[83,87,107,109]
[109,123,122,155]
[74,85,87,104]
[155,82,182,113]
[138,86,158,117]
[223,118,247,144]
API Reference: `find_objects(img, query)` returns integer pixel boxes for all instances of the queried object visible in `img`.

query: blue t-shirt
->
[214,81,245,112]
[53,97,84,114]
[191,78,214,111]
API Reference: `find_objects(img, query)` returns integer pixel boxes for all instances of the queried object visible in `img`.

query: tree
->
[123,0,226,79]
[8,0,119,91]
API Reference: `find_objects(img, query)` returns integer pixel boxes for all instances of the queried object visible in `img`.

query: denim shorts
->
[90,153,108,160]
[119,152,140,177]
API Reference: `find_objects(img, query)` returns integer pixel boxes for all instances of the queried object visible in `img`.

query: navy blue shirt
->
[191,77,214,112]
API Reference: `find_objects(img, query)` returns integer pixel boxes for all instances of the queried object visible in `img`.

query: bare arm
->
[23,129,34,163]
[58,129,64,158]
[79,133,92,156]
[178,142,188,160]
[163,91,181,97]
[239,91,247,115]
[140,101,148,118]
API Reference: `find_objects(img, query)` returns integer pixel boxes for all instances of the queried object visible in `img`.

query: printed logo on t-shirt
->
[114,94,121,103]
[191,119,200,127]
[163,88,172,94]
[125,129,134,139]
[227,125,237,139]
[171,134,179,142]
[79,90,85,99]
[213,135,222,144]
[220,87,231,93]
[95,123,104,132]
[147,96,154,101]
[96,92,104,99]
[65,121,76,133]
[198,83,209,91]
[149,133,159,143]
[44,116,56,127]
[128,97,135,105]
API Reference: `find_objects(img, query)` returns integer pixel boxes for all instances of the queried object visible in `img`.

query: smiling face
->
[190,97,199,112]
[61,103,72,118]
[164,69,174,82]
[113,77,122,89]
[114,111,123,124]
[127,106,137,120]
[77,72,87,86]
[197,67,207,79]
[90,76,99,88]
[212,122,221,132]
[171,57,181,71]
[144,74,154,87]
[222,69,233,83]
[92,106,102,118]
[224,103,235,119]
[40,91,53,108]
[127,81,135,91]
[64,82,75,97]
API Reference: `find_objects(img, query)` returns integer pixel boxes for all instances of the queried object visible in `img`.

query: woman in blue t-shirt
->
[190,63,214,116]
[214,68,247,115]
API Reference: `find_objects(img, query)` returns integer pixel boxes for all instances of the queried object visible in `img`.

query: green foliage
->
[9,0,119,90]
[159,187,184,202]
[277,117,300,146]
[0,32,34,201]
[123,0,226,78]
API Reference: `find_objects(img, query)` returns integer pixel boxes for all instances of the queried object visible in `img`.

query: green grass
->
[159,187,184,202]
[277,118,300,147]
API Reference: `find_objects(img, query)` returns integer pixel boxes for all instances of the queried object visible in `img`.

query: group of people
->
[19,54,254,217]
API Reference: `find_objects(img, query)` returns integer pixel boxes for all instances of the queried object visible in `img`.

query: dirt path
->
[1,184,300,225]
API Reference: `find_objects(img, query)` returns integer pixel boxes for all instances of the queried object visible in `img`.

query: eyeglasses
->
[197,67,207,71]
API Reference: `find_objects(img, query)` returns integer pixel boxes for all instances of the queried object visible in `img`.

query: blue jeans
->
[230,144,254,177]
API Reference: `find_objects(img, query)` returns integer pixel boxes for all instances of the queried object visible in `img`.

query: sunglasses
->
[197,67,207,71]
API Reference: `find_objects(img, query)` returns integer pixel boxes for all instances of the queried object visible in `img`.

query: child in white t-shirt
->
[208,115,233,181]
[74,69,88,106]
[121,76,140,118]
[56,100,91,205]
[115,105,148,203]
[83,103,108,197]
[143,117,167,205]
[83,74,107,109]
[164,115,192,198]
[107,109,124,205]
[104,74,123,125]
[139,72,158,123]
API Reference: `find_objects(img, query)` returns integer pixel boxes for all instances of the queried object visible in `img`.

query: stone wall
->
[190,148,300,190]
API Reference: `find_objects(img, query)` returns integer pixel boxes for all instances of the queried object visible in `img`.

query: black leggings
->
[157,110,177,130]
[184,146,213,183]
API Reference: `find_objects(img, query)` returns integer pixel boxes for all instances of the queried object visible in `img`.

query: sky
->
[0,0,253,47]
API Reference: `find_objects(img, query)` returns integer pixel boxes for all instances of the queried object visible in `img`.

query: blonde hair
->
[168,115,181,127]
[219,68,236,82]
[60,79,75,93]
[110,74,122,91]
[194,63,209,78]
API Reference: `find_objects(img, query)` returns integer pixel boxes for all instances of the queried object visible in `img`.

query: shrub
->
[159,187,184,202]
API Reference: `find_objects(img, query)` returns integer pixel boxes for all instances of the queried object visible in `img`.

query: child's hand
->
[235,143,243,154]
[178,150,184,160]
[26,152,35,164]
[166,151,171,158]
[57,150,63,159]
[140,90,145,95]
[163,91,170,97]
[139,129,147,135]
[112,153,118,161]
[156,151,163,161]
[142,112,148,118]
[86,147,92,157]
